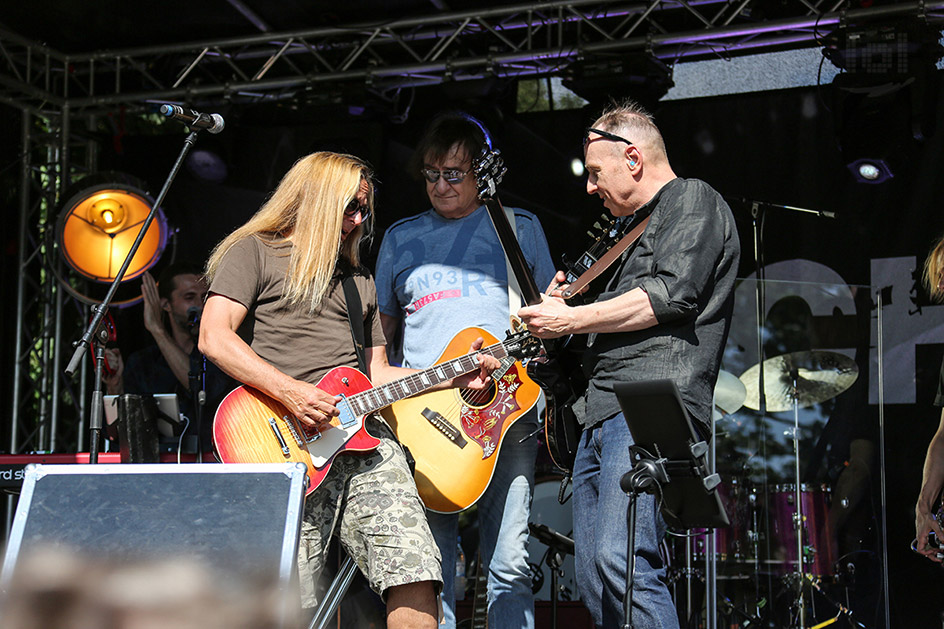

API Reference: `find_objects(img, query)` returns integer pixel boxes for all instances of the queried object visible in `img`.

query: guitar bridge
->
[285,415,319,445]
[421,407,467,448]
[268,417,291,456]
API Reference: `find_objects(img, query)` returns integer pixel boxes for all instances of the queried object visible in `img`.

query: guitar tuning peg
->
[592,222,602,230]
[586,230,595,238]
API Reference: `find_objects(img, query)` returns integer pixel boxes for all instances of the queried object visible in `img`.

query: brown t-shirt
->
[208,235,385,385]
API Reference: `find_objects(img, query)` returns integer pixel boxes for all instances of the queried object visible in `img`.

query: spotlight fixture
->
[847,158,893,184]
[185,148,228,183]
[822,18,944,80]
[824,18,941,184]
[54,173,172,305]
[570,158,585,177]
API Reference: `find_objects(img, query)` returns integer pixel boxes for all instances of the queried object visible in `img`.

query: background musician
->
[915,232,944,563]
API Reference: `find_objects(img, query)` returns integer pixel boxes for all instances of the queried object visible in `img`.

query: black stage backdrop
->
[4,80,944,625]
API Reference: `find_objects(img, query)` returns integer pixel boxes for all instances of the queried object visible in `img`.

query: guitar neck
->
[483,197,543,306]
[344,339,513,416]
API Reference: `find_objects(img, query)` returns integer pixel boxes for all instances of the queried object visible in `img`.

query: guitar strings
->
[350,338,516,413]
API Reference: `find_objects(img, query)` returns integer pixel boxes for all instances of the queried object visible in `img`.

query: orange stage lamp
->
[56,177,169,283]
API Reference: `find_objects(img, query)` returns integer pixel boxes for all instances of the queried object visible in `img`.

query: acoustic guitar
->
[212,329,541,495]
[381,327,542,513]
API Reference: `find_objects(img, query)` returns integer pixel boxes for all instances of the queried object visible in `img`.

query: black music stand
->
[614,380,729,629]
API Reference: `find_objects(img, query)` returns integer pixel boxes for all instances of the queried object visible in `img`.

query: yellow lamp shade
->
[57,180,169,283]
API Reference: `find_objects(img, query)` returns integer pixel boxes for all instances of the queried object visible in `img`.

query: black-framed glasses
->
[420,167,472,184]
[344,199,371,221]
[584,127,634,150]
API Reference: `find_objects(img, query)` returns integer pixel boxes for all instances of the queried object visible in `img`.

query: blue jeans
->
[429,411,537,629]
[573,412,679,629]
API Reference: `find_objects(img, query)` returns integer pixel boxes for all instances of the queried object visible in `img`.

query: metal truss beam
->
[8,108,96,455]
[2,0,941,115]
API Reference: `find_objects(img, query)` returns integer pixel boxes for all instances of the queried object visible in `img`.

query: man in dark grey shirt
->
[518,100,740,628]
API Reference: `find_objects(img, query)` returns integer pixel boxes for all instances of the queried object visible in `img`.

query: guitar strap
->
[341,273,367,373]
[342,269,417,473]
[561,214,651,299]
[502,205,524,316]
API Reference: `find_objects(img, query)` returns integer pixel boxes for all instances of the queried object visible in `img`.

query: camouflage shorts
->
[296,416,442,608]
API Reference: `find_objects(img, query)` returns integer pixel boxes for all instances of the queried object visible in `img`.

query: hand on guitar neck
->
[547,270,587,302]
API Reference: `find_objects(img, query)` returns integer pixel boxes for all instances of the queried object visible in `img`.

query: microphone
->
[159,104,225,134]
[732,196,835,219]
[187,306,202,328]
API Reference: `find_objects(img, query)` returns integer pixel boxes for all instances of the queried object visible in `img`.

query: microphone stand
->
[64,130,202,463]
[743,196,835,623]
[620,447,671,629]
[528,523,575,629]
[188,340,207,462]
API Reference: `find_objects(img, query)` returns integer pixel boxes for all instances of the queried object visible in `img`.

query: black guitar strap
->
[342,270,416,473]
[341,273,367,373]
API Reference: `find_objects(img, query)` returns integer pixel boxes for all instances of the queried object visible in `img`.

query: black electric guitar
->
[559,208,652,299]
[561,214,630,290]
[474,150,653,474]
[473,149,584,474]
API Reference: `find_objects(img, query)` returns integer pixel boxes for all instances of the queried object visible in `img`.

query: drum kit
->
[693,350,860,628]
[524,349,861,628]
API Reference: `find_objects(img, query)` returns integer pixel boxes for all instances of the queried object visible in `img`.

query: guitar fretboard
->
[345,338,520,416]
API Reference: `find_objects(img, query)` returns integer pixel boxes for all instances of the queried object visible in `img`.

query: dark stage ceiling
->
[3,0,942,116]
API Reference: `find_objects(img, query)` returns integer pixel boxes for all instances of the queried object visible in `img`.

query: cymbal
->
[739,351,858,412]
[714,370,747,415]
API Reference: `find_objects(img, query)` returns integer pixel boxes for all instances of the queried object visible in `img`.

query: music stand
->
[614,380,729,629]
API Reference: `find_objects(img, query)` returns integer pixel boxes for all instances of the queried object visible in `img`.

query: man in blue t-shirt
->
[375,113,555,629]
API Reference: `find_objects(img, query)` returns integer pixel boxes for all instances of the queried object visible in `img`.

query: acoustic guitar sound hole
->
[459,381,497,408]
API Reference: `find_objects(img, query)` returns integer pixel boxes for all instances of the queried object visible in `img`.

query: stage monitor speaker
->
[1,463,306,593]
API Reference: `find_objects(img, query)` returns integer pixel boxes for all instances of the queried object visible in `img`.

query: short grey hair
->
[592,99,668,162]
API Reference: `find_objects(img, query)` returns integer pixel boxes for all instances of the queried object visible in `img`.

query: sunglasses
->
[584,127,634,150]
[344,199,371,221]
[420,167,472,184]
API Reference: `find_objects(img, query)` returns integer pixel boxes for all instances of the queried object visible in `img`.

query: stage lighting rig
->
[823,18,942,184]
[561,53,674,108]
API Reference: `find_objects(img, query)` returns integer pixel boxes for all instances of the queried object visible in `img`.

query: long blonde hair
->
[206,152,374,311]
[924,233,944,303]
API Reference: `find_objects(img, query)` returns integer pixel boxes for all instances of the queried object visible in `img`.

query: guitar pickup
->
[421,408,467,448]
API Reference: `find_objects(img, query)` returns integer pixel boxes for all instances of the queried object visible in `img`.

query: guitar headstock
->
[503,329,543,362]
[473,147,507,200]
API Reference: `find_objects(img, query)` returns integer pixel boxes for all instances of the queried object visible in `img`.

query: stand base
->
[455,600,593,627]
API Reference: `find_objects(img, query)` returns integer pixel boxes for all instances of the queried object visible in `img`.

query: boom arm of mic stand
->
[65,130,201,378]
